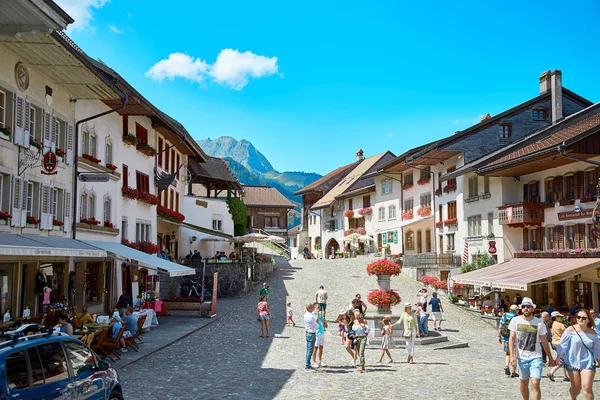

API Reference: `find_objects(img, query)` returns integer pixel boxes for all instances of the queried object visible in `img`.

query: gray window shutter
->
[20,179,28,227]
[13,95,25,146]
[64,190,72,232]
[66,123,74,164]
[11,176,22,227]
[23,100,31,148]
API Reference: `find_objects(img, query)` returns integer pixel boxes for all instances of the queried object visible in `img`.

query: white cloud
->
[107,24,123,34]
[145,53,210,83]
[385,133,394,137]
[55,0,109,32]
[146,49,281,90]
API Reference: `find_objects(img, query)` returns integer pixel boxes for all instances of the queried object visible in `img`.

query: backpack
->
[501,315,514,339]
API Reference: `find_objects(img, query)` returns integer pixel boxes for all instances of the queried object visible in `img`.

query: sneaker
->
[511,372,519,378]
[312,363,319,368]
[504,367,510,376]
[319,362,327,367]
[121,348,128,353]
[352,360,356,367]
[304,367,313,372]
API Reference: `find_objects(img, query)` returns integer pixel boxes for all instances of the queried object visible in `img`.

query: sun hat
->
[520,297,536,309]
[510,304,519,312]
[404,302,412,310]
[551,311,563,318]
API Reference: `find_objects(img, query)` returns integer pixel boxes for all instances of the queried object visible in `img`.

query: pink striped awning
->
[453,258,600,290]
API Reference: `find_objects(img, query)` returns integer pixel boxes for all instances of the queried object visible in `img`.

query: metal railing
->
[403,253,462,268]
[253,228,291,259]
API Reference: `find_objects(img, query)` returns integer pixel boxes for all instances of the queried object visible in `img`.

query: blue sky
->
[57,0,600,176]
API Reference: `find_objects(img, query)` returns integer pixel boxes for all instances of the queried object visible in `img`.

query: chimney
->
[356,149,364,161]
[551,70,563,123]
[539,70,551,94]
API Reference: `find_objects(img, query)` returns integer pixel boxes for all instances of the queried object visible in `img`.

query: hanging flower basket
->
[417,177,430,185]
[344,210,354,218]
[367,289,402,308]
[357,207,372,216]
[136,142,157,157]
[417,206,431,217]
[123,133,138,146]
[366,259,402,276]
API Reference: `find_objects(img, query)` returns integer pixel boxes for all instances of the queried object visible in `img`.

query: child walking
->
[377,315,394,363]
[335,309,347,344]
[287,302,296,327]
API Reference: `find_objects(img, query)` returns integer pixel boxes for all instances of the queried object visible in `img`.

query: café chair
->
[97,327,125,362]
[134,314,147,345]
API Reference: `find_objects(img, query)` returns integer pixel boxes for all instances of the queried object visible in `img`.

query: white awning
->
[81,240,195,277]
[0,234,106,258]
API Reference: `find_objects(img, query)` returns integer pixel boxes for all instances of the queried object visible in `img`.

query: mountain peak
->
[197,136,274,174]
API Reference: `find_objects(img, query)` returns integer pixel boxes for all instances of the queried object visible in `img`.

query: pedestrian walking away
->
[547,311,569,382]
[257,295,271,338]
[508,297,555,400]
[311,303,327,368]
[555,309,600,400]
[499,304,519,377]
[304,303,319,370]
[352,313,370,372]
[287,302,296,327]
[315,285,328,319]
[429,292,444,331]
[394,302,418,364]
[259,282,269,302]
[377,315,394,364]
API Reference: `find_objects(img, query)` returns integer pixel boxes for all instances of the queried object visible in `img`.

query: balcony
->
[404,253,462,268]
[498,202,544,227]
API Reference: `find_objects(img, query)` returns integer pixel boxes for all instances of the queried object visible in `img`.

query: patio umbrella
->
[342,233,362,242]
[200,236,235,257]
[259,235,286,243]
[358,235,374,242]
[235,233,270,243]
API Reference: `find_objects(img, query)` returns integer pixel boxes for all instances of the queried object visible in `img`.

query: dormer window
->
[499,123,512,139]
[533,108,549,121]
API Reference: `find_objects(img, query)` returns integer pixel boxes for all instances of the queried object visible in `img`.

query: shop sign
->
[506,207,513,224]
[488,240,497,255]
[41,151,58,175]
[557,208,593,221]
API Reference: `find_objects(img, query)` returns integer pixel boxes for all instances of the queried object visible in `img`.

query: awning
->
[0,234,106,258]
[82,240,195,277]
[453,257,600,290]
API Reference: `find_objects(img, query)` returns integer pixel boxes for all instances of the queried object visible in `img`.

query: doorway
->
[572,281,592,308]
[417,231,422,253]
[554,281,566,308]
[440,270,449,282]
[425,230,432,253]
[121,265,132,300]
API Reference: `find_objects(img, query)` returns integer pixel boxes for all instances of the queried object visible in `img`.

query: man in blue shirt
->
[591,309,600,337]
[429,292,444,331]
[498,304,519,377]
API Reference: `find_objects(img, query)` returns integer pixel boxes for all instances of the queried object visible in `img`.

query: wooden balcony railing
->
[498,202,544,226]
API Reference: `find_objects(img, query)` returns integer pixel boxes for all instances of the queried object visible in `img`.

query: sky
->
[56,0,600,176]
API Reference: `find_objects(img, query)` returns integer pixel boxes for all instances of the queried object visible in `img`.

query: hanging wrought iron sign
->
[41,151,58,175]
[488,240,497,255]
[182,168,192,185]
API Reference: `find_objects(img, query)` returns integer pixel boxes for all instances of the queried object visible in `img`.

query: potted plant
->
[136,142,157,157]
[344,210,354,218]
[123,132,138,146]
[367,259,402,291]
[367,289,402,313]
[0,211,12,224]
[106,163,118,171]
[0,126,11,140]
[82,153,101,164]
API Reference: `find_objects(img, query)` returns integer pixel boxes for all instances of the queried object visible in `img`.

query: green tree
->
[460,253,496,274]
[226,197,247,236]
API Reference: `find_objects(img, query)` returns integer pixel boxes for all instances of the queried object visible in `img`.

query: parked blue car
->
[0,330,123,399]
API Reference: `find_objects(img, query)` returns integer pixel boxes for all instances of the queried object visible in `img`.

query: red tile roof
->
[294,161,359,196]
[242,185,295,208]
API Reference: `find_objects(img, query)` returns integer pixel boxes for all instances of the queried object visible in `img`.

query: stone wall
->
[160,260,274,299]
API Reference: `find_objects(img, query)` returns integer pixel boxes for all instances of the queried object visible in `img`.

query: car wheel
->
[110,390,124,400]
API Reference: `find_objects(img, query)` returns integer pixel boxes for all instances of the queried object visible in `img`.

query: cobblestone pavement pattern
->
[118,257,589,399]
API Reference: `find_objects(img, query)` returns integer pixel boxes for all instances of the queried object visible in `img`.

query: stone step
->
[368,333,449,347]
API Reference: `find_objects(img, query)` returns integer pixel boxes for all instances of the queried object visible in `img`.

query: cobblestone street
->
[118,257,587,399]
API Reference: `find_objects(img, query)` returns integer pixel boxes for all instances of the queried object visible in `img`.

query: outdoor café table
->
[134,309,158,331]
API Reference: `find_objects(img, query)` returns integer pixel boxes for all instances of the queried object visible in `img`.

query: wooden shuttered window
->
[575,171,585,200]
[554,176,563,202]
[176,154,180,178]
[165,145,170,173]
[136,171,149,193]
[158,138,163,167]
[523,181,540,203]
[122,164,128,188]
[575,224,586,249]
[135,123,148,145]
[363,195,371,208]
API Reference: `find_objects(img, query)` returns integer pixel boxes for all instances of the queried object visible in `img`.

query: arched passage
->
[325,238,340,259]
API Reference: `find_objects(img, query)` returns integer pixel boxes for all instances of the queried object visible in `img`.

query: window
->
[0,90,5,129]
[533,108,549,121]
[488,212,494,235]
[121,218,128,240]
[80,192,87,221]
[499,123,512,139]
[404,172,413,186]
[467,215,482,237]
[82,128,97,157]
[36,342,69,384]
[136,171,150,193]
[26,182,34,217]
[404,198,414,212]
[27,347,44,387]
[438,204,443,222]
[165,144,170,173]
[105,142,113,165]
[446,166,456,187]
[171,149,175,176]
[545,178,555,203]
[135,221,151,241]
[468,176,478,198]
[437,172,442,192]
[420,193,431,207]
[158,138,163,167]
[176,154,180,179]
[6,351,29,390]
[103,197,111,223]
[405,231,415,250]
[483,176,490,195]
[382,179,393,194]
[212,218,223,231]
[362,195,370,208]
[388,205,397,220]
[52,188,59,220]
[169,189,174,210]
[378,207,385,221]
[0,173,3,210]
[417,230,422,253]
[584,169,597,198]
[420,167,431,181]
[122,164,128,188]
[564,174,575,200]
[523,181,540,203]
[57,119,65,151]
[88,193,95,219]
[175,192,180,212]
[84,262,101,304]
[425,229,432,252]
[64,341,97,377]
[135,122,148,145]
[265,216,280,228]
[446,233,455,251]
[29,105,38,142]
[447,201,457,219]
[348,199,353,210]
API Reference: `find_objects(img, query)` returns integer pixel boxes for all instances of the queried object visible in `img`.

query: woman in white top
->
[394,303,418,364]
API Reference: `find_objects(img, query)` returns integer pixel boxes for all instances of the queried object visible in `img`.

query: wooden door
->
[573,281,592,308]
[417,231,422,253]
[121,265,132,300]
[425,230,432,253]
[440,270,449,282]
[554,281,565,308]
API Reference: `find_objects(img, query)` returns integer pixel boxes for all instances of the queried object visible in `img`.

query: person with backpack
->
[499,304,519,377]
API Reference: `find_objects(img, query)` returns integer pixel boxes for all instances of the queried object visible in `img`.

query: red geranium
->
[344,210,354,218]
[82,153,101,164]
[0,211,12,221]
[366,259,402,276]
[367,289,402,307]
[106,163,118,171]
[157,205,185,222]
[26,216,41,225]
[81,217,101,225]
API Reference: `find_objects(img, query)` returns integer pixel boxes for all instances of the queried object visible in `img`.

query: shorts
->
[287,316,293,321]
[503,341,511,355]
[259,315,270,320]
[517,357,543,380]
[319,303,327,311]
[315,333,325,347]
[123,331,133,339]
[566,364,597,372]
[432,312,443,321]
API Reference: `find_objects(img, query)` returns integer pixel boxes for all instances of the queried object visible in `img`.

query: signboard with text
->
[557,208,593,221]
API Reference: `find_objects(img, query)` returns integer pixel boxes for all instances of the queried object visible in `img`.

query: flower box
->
[344,210,355,218]
[367,259,402,276]
[402,183,414,190]
[52,219,64,227]
[122,239,160,254]
[77,223,119,234]
[542,201,555,208]
[136,142,157,157]
[559,198,575,206]
[123,133,138,146]
[157,205,185,222]
[0,211,12,222]
[417,206,431,217]
[82,153,101,164]
[26,216,40,225]
[122,186,138,200]
[56,148,66,158]
[29,138,42,150]
[121,187,159,206]
[417,177,430,185]
[443,184,457,193]
[357,207,372,216]
[0,126,11,140]
[435,189,442,197]
[444,218,458,226]
[106,163,118,171]
[401,209,413,220]
[103,221,114,228]
[80,217,100,225]
[435,221,444,228]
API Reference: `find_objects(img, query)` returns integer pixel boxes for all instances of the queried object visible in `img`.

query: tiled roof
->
[189,157,240,184]
[242,186,295,208]
[484,108,600,169]
[294,161,360,196]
